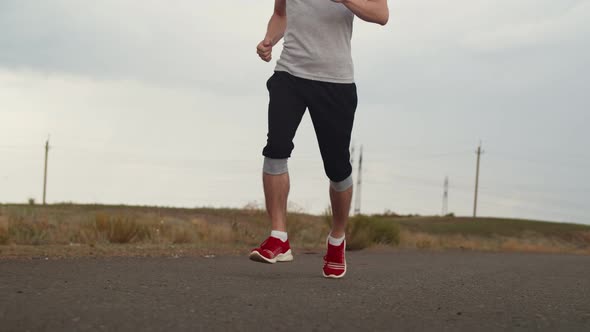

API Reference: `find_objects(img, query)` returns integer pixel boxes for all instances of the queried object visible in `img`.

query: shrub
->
[95,214,140,244]
[347,215,400,250]
[135,223,156,242]
[172,225,195,244]
[8,219,50,245]
[0,218,8,245]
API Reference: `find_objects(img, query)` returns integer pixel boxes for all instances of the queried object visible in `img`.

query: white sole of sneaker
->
[249,249,294,264]
[322,268,346,279]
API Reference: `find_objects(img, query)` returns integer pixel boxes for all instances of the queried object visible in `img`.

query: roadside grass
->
[375,216,590,254]
[0,216,9,245]
[399,230,590,255]
[0,203,589,257]
[322,208,400,250]
[0,204,329,253]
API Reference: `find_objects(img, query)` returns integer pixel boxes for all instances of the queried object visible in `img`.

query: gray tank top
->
[275,0,355,84]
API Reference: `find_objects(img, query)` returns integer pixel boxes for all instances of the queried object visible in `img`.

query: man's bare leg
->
[329,185,353,238]
[263,172,289,232]
[249,171,292,263]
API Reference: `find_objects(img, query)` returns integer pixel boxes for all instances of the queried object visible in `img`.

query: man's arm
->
[257,0,287,62]
[332,0,389,26]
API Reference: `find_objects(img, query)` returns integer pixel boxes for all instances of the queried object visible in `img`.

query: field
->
[1,203,589,258]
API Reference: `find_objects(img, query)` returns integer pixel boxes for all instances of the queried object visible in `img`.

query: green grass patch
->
[347,215,400,250]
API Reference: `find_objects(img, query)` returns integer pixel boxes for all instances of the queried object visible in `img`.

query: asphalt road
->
[1,250,589,332]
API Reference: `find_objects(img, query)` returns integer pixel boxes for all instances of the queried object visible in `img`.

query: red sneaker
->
[249,236,294,264]
[323,239,347,278]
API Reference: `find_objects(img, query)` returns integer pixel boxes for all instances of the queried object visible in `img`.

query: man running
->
[249,0,389,278]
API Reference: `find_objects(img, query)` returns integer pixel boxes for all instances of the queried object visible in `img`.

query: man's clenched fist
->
[257,38,273,62]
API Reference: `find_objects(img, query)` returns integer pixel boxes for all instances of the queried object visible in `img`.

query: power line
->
[3,140,588,217]
[490,151,590,169]
[477,200,589,223]
[368,150,474,163]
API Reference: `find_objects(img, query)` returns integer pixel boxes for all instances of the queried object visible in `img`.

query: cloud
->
[460,0,590,52]
[0,1,273,94]
[0,0,588,223]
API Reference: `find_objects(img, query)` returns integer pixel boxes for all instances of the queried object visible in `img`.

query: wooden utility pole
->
[354,145,363,215]
[43,138,50,205]
[473,142,483,218]
[442,176,449,216]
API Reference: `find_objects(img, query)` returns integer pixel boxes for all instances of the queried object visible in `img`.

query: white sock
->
[328,233,345,246]
[270,230,288,242]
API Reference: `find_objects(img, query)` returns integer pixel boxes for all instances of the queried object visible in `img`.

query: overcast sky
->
[1,0,588,224]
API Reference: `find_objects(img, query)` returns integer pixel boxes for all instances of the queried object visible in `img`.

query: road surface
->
[1,250,589,331]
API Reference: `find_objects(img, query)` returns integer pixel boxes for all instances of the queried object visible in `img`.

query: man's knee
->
[263,157,289,175]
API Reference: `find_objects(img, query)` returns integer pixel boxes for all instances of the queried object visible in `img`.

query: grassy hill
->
[377,215,590,254]
[0,203,589,258]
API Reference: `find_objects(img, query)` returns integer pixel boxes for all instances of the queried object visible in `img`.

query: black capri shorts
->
[262,71,358,183]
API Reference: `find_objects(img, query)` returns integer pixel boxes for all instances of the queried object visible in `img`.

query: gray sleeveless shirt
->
[275,0,355,84]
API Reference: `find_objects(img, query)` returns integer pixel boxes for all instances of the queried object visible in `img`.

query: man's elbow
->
[378,12,389,26]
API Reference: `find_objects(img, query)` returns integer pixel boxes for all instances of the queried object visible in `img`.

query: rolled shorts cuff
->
[263,157,288,175]
[330,174,353,192]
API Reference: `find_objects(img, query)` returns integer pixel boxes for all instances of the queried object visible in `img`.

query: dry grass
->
[0,216,9,245]
[0,204,329,254]
[399,230,590,255]
[1,203,589,257]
